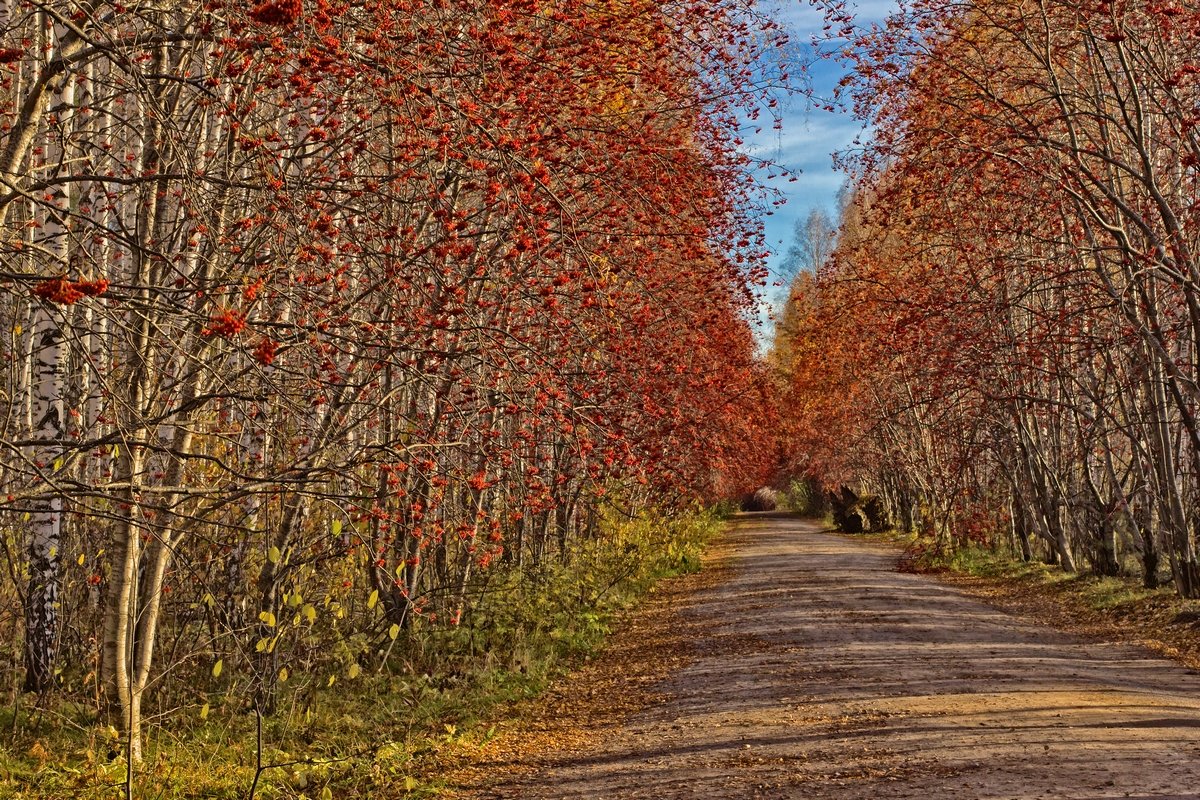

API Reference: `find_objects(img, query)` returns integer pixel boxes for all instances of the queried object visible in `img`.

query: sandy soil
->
[459,513,1200,799]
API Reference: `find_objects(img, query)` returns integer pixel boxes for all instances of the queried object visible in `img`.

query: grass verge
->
[0,506,726,800]
[892,534,1200,670]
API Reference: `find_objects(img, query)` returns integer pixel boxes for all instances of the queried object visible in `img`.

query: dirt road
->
[471,513,1200,799]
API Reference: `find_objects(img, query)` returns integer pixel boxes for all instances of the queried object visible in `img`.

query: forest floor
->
[438,513,1200,800]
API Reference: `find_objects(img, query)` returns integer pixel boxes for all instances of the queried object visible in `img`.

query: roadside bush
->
[782,479,829,517]
[1,503,725,800]
[742,487,779,512]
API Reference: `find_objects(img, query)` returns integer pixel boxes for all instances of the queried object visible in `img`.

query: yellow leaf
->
[331,519,342,536]
[267,546,281,564]
[202,593,215,608]
[259,611,276,627]
[389,624,400,641]
[111,444,119,460]
[287,592,303,608]
[199,702,210,720]
[77,553,85,566]
[255,638,268,653]
[278,667,288,683]
[320,786,333,800]
[405,776,418,791]
[347,663,360,679]
[327,674,336,687]
[52,456,63,472]
[13,324,21,335]
[211,659,223,679]
[302,604,316,624]
[367,589,379,610]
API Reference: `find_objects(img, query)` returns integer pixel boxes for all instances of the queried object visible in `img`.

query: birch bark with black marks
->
[23,15,76,694]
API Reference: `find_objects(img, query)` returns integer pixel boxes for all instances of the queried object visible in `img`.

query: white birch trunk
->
[23,16,74,693]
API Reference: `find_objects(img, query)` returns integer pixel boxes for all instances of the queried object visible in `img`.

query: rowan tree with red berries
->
[0,0,786,762]
[783,0,1200,591]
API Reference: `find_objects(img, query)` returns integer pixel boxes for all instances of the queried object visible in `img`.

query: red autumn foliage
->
[201,308,246,338]
[1,0,792,736]
[31,277,107,305]
[786,0,1200,589]
[248,0,301,26]
[252,337,278,365]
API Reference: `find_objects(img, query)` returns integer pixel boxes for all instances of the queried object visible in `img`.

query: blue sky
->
[744,0,899,299]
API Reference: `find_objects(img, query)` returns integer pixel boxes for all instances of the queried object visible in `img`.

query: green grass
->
[897,533,1200,666]
[0,506,725,800]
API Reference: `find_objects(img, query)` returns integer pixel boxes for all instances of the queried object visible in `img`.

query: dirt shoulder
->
[447,514,1200,799]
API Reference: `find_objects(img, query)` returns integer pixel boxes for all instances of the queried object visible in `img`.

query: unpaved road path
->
[475,513,1200,799]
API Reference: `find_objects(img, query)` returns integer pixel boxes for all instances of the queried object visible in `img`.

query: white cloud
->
[741,0,899,270]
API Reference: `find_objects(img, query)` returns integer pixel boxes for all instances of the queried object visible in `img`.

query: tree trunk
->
[1092,513,1121,577]
[102,445,145,762]
[1011,498,1033,562]
[1139,515,1161,590]
[23,26,75,691]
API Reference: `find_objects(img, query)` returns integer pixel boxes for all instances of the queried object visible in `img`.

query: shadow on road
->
[480,516,1200,800]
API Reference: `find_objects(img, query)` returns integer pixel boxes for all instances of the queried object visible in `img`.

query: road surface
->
[473,513,1200,799]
